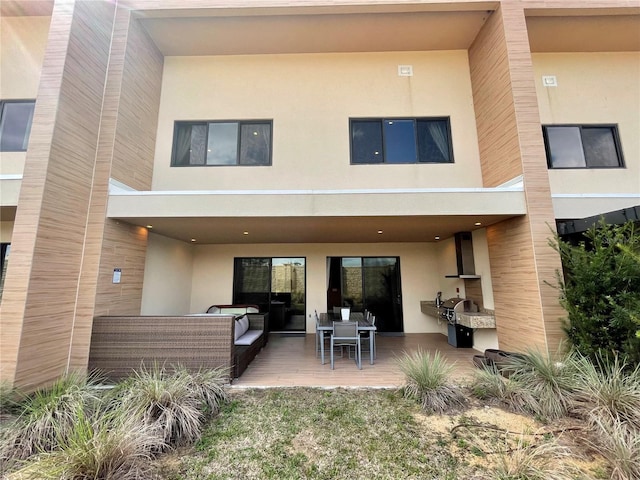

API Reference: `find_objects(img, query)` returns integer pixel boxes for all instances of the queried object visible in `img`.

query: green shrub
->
[551,220,640,367]
[397,349,466,414]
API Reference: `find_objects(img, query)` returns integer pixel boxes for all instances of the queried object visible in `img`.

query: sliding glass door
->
[327,256,403,333]
[233,257,306,332]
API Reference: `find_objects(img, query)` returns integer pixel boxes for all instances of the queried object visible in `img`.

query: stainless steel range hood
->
[445,232,481,279]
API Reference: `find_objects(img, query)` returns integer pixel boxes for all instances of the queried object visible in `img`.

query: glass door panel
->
[233,258,270,313]
[341,257,363,311]
[271,258,306,332]
[363,257,403,333]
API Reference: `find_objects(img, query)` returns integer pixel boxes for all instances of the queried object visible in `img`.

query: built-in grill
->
[439,297,478,348]
[439,298,478,325]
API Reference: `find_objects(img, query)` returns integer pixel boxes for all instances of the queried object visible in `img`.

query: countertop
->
[420,301,496,329]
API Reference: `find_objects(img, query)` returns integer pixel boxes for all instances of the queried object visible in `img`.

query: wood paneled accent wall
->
[68,11,164,371]
[469,3,565,354]
[0,0,116,390]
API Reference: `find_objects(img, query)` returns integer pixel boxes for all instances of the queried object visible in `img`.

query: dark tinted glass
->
[416,119,451,163]
[545,126,586,168]
[240,123,271,165]
[173,123,206,165]
[207,122,238,165]
[383,120,416,163]
[0,101,35,152]
[351,121,383,164]
[582,127,621,167]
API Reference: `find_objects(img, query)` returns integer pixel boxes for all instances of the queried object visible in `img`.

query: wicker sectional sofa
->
[88,313,267,381]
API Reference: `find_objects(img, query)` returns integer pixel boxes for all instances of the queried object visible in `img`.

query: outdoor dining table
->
[318,312,376,365]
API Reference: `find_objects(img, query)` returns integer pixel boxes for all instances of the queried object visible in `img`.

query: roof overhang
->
[107,186,526,244]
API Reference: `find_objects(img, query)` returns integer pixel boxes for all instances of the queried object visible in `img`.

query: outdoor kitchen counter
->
[420,301,496,329]
[455,312,496,329]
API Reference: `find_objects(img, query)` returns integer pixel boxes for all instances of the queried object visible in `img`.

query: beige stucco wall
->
[532,53,640,199]
[140,233,494,336]
[141,232,194,315]
[0,16,50,176]
[152,50,483,192]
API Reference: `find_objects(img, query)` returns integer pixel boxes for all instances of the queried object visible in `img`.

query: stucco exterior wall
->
[0,16,50,176]
[533,52,640,197]
[152,50,483,191]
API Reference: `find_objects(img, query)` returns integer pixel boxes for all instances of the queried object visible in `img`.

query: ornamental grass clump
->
[0,371,102,462]
[469,364,536,415]
[570,352,640,432]
[505,349,578,422]
[112,363,228,448]
[586,414,640,480]
[397,349,466,414]
[493,436,580,480]
[11,407,166,480]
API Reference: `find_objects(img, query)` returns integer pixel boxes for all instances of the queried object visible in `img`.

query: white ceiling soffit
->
[139,10,493,56]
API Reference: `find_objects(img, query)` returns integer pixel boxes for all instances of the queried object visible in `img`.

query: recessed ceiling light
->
[146,225,153,229]
[475,222,482,226]
[377,230,383,234]
[435,236,440,240]
[243,231,249,235]
[191,238,196,242]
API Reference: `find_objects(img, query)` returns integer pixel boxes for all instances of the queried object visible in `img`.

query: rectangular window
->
[172,120,272,166]
[350,117,453,164]
[0,100,35,152]
[543,125,624,169]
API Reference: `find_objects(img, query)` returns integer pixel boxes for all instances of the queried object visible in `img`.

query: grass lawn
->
[158,387,603,480]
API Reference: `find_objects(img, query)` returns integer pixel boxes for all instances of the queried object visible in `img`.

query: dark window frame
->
[542,124,625,169]
[0,99,36,152]
[349,117,454,165]
[171,119,273,167]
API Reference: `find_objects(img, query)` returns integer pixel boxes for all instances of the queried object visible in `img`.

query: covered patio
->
[232,333,480,388]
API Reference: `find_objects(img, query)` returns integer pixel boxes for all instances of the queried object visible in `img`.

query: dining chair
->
[360,314,376,359]
[314,310,329,358]
[332,306,342,315]
[330,321,361,369]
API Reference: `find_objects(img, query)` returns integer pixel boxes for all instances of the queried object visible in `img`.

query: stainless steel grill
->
[440,298,477,324]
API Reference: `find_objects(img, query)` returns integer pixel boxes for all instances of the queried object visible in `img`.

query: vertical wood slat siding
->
[469,3,565,354]
[69,11,164,371]
[0,0,116,390]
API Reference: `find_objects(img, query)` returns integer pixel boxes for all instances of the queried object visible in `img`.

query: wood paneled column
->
[0,0,116,391]
[469,2,566,354]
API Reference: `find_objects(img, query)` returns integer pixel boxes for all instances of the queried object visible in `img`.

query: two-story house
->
[1,0,638,391]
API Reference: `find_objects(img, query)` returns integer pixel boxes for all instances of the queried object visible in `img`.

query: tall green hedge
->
[551,220,640,368]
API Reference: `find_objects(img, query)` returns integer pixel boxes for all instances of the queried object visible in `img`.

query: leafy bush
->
[397,349,466,414]
[551,220,640,367]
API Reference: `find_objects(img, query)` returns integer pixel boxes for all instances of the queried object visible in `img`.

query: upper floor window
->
[350,117,453,164]
[0,100,35,152]
[172,120,272,166]
[543,125,624,169]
